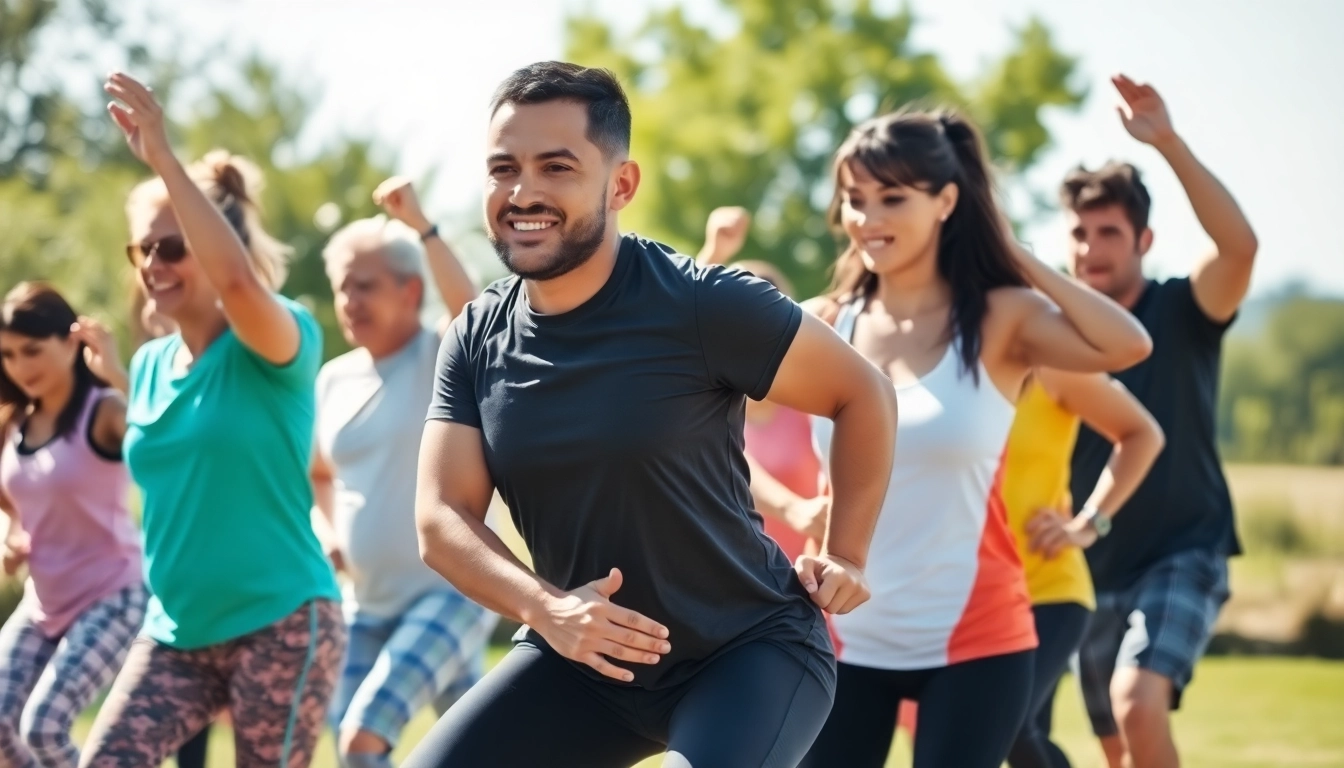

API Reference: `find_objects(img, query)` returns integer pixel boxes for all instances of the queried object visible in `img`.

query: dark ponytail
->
[826,108,1025,379]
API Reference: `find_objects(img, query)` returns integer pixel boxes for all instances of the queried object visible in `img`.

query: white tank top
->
[812,298,1037,669]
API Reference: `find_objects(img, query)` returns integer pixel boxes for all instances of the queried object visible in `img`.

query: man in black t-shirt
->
[1063,75,1258,768]
[402,62,898,768]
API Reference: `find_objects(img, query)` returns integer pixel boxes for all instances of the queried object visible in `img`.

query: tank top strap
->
[834,295,866,344]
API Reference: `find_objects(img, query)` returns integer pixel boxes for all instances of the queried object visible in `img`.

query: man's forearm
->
[419,504,558,626]
[1157,136,1257,259]
[822,374,897,568]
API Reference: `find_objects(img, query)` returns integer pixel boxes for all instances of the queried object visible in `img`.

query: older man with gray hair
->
[311,178,495,768]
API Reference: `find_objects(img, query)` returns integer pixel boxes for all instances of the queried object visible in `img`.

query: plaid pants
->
[329,588,496,751]
[0,583,147,768]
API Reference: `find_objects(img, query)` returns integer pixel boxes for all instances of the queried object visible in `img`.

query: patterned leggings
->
[79,599,346,768]
[0,584,147,768]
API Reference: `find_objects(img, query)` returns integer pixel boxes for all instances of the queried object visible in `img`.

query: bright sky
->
[177,0,1344,296]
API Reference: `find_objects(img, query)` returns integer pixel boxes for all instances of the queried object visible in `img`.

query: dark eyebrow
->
[487,149,582,166]
[538,149,581,163]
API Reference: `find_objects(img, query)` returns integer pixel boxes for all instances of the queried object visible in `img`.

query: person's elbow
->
[1106,323,1153,371]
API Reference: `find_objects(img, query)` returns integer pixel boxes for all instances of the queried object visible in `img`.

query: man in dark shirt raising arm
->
[1065,75,1258,768]
[403,62,897,768]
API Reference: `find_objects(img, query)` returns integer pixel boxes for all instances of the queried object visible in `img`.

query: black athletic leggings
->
[402,640,833,768]
[801,650,1034,768]
[1009,603,1092,768]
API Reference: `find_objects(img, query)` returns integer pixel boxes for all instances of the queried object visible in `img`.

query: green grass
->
[69,654,1344,767]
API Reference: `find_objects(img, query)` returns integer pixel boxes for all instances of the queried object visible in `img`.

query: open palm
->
[104,72,174,169]
[1113,74,1175,146]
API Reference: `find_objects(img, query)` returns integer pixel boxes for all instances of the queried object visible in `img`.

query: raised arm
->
[765,311,897,614]
[695,207,751,265]
[1008,247,1153,374]
[373,177,477,329]
[417,420,669,682]
[1025,369,1165,558]
[70,316,129,451]
[1112,74,1258,323]
[105,72,298,364]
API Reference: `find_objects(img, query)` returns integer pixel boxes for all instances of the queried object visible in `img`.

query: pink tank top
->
[744,405,819,563]
[0,388,142,637]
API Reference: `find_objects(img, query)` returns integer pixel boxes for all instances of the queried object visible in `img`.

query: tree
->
[565,0,1085,297]
[0,1,397,361]
[1220,296,1344,465]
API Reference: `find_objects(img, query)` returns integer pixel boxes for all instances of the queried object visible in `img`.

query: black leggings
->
[1009,603,1092,768]
[402,640,833,768]
[801,650,1034,768]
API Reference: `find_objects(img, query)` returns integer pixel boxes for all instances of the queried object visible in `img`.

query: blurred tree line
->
[2,0,1342,466]
[1220,291,1344,465]
[0,0,395,361]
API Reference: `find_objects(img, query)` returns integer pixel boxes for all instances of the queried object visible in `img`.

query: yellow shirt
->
[1003,380,1095,609]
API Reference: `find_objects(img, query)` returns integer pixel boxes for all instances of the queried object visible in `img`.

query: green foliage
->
[1220,296,1344,465]
[0,4,394,362]
[565,0,1085,297]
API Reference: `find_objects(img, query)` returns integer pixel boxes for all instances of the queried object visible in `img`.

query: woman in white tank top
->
[772,110,1154,768]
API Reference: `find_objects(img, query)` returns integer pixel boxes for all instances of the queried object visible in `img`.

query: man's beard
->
[488,192,608,282]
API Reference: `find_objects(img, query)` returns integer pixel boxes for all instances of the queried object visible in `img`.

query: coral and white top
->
[812,298,1037,670]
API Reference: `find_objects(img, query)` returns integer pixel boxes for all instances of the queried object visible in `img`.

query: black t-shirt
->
[428,234,833,691]
[1070,277,1241,592]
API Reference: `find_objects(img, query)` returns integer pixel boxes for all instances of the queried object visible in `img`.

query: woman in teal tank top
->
[81,72,345,768]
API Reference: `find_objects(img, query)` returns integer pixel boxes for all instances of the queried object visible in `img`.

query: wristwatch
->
[1079,506,1112,538]
[419,223,440,243]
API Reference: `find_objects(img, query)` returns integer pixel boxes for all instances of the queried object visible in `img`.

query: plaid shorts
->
[328,588,497,747]
[1077,547,1229,736]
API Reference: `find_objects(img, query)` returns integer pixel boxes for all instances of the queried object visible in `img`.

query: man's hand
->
[530,568,671,683]
[1113,74,1176,148]
[698,207,751,265]
[1026,508,1098,559]
[373,176,433,234]
[795,553,869,614]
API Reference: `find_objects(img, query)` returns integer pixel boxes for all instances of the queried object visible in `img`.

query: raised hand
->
[533,568,671,682]
[700,206,752,265]
[103,72,175,170]
[1113,74,1176,147]
[1026,507,1097,560]
[372,176,433,234]
[71,316,129,393]
[795,553,870,614]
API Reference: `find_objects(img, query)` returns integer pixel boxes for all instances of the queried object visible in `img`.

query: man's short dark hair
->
[1060,161,1152,236]
[490,61,631,160]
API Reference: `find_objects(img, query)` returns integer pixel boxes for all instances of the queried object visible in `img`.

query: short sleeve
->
[1169,277,1235,346]
[426,310,481,428]
[695,265,803,400]
[248,298,323,391]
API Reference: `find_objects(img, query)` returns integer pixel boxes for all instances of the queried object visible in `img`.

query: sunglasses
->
[126,235,188,266]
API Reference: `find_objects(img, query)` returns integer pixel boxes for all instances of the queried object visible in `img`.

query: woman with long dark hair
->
[797,109,1152,767]
[79,72,344,768]
[0,283,145,768]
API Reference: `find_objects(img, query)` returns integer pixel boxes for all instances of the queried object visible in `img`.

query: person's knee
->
[1111,669,1171,737]
[340,727,391,756]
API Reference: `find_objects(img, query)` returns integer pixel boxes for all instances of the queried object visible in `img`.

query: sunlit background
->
[2,2,1342,766]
